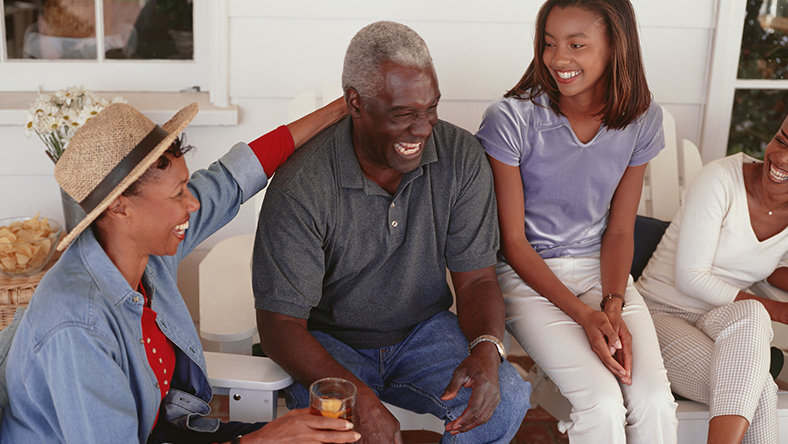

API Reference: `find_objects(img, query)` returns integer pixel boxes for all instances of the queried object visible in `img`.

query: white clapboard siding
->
[0,0,722,322]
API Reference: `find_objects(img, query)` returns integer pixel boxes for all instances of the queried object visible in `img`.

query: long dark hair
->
[505,0,651,130]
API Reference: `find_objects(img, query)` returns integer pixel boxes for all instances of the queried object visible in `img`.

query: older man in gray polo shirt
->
[253,21,529,444]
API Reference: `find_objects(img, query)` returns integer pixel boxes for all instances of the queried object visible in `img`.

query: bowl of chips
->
[0,215,62,277]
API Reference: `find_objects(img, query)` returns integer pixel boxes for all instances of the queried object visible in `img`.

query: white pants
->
[647,298,778,444]
[498,257,677,444]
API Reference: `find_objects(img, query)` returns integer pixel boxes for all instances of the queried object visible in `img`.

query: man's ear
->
[346,88,362,119]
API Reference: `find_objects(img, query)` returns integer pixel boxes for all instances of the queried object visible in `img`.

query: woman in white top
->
[636,115,788,444]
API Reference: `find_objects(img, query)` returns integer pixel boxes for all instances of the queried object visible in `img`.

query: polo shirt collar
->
[335,117,439,191]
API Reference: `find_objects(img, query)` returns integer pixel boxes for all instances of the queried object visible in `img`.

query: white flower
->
[56,86,85,106]
[80,103,103,119]
[67,119,82,134]
[25,86,124,163]
[67,85,86,96]
[61,108,79,124]
[24,112,36,138]
[40,103,59,118]
[31,97,49,115]
[73,112,90,128]
[40,114,64,133]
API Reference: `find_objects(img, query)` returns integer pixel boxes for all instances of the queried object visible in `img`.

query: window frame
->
[0,0,230,107]
[702,0,788,163]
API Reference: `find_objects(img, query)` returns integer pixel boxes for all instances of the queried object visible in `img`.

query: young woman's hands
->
[578,307,632,385]
[603,306,632,385]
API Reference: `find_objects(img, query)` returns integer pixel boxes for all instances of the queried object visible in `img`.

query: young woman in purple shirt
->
[476,0,677,442]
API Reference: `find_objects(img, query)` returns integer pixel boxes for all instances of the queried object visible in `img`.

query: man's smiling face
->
[351,62,441,176]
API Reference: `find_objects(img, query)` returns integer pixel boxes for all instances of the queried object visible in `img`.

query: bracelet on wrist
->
[600,293,626,312]
[468,334,506,362]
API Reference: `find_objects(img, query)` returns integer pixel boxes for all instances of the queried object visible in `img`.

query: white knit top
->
[636,153,788,315]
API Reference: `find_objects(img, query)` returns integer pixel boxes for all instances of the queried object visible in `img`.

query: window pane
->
[739,0,788,80]
[4,1,37,58]
[2,0,192,60]
[728,89,788,158]
[5,0,97,59]
[105,0,192,60]
[102,0,140,59]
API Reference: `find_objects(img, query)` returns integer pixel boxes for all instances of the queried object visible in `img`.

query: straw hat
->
[54,102,198,251]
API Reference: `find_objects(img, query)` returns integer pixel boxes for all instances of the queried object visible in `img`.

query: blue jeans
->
[285,310,530,444]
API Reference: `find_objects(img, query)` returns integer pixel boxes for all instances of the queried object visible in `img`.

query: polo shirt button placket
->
[388,200,397,231]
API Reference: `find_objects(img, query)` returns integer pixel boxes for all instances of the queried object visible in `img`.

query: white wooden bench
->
[204,350,293,422]
[526,363,788,442]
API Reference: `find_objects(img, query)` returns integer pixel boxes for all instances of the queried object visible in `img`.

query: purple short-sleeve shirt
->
[476,92,664,258]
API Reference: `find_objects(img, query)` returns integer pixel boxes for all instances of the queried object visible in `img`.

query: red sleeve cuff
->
[248,125,295,177]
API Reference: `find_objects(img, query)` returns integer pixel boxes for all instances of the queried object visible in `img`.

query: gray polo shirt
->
[253,117,498,349]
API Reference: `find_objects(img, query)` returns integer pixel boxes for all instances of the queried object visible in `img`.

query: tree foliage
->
[729,0,788,158]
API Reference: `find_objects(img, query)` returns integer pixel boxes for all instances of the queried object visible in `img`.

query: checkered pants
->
[646,298,778,444]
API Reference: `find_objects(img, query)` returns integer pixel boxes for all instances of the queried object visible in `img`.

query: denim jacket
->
[0,143,267,444]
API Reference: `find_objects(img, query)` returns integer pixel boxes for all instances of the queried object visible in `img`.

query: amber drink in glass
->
[309,377,357,433]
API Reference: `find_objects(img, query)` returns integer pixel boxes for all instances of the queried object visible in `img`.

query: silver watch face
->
[469,336,505,361]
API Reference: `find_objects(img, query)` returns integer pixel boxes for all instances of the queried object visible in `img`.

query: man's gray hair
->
[342,21,433,99]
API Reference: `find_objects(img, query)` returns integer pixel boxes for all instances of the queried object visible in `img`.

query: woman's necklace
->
[753,165,788,215]
[760,194,788,215]
[766,205,788,216]
[754,170,788,216]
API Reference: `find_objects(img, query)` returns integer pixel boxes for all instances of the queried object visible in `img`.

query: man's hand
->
[240,408,360,444]
[354,389,404,444]
[440,344,501,435]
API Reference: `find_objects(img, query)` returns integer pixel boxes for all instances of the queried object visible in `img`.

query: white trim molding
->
[700,0,747,164]
[210,0,231,108]
[0,91,237,127]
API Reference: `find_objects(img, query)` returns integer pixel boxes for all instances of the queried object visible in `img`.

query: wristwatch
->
[468,334,506,362]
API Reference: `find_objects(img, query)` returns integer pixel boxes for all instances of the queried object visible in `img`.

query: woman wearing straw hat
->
[0,100,359,444]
